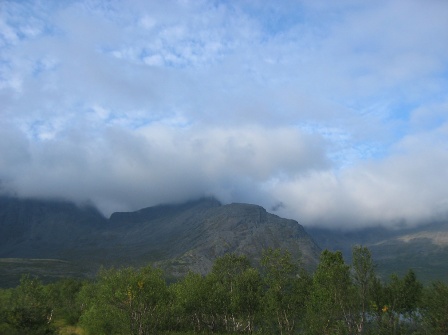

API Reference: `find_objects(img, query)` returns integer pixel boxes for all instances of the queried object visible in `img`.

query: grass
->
[0,258,91,288]
[54,320,85,335]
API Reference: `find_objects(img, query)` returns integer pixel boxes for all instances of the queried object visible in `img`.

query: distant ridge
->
[0,196,321,286]
[307,221,448,283]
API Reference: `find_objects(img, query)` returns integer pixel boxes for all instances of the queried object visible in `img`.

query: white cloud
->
[272,121,448,228]
[1,122,327,216]
[1,0,448,228]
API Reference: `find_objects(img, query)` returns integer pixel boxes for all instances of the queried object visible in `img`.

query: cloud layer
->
[1,0,448,228]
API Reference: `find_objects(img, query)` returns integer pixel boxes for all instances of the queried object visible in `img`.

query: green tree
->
[79,265,169,335]
[211,253,251,294]
[232,267,263,333]
[261,248,309,335]
[421,281,448,335]
[351,245,376,334]
[371,269,423,335]
[5,275,55,335]
[305,250,353,335]
[0,288,18,335]
[208,253,253,333]
[171,271,212,332]
[46,278,84,325]
[369,275,389,333]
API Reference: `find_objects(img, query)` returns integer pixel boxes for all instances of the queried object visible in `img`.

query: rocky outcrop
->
[155,202,321,276]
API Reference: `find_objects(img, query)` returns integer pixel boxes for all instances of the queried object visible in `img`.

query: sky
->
[1,0,448,229]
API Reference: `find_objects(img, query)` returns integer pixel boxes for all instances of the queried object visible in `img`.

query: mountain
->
[0,196,321,287]
[0,196,106,258]
[307,221,448,283]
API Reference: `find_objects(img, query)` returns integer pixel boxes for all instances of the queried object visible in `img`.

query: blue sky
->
[1,0,448,228]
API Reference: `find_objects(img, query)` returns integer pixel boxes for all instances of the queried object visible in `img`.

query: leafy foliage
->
[46,278,84,325]
[2,275,55,335]
[261,248,310,334]
[421,281,448,334]
[1,246,446,334]
[79,265,169,335]
[306,250,353,334]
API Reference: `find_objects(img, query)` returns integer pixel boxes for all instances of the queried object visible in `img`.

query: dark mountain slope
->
[0,196,107,258]
[0,196,320,286]
[153,202,321,276]
[91,199,321,275]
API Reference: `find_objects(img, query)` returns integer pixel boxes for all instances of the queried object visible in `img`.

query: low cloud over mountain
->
[1,1,448,228]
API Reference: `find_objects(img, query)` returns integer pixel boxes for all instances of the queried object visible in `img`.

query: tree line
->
[0,246,447,335]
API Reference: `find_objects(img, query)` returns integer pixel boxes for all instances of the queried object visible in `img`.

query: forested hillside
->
[1,247,447,335]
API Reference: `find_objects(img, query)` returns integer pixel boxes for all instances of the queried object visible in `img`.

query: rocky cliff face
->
[152,202,321,276]
[0,196,321,285]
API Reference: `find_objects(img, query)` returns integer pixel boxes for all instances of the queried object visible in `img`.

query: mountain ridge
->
[0,196,321,286]
[2,195,447,286]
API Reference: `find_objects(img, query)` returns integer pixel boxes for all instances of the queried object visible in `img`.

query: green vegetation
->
[0,246,447,334]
